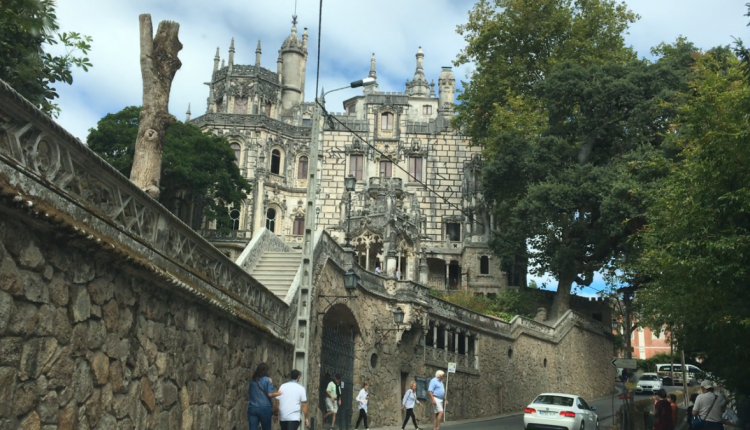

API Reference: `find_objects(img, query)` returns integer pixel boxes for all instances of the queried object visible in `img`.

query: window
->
[234,97,248,114]
[231,143,241,165]
[265,102,272,117]
[347,104,356,115]
[265,208,276,232]
[297,156,308,179]
[446,223,461,241]
[422,105,432,115]
[381,112,394,131]
[229,208,240,230]
[480,256,489,274]
[408,157,422,181]
[349,155,364,180]
[252,104,259,114]
[293,216,305,235]
[271,149,281,175]
[379,160,393,178]
[302,118,311,126]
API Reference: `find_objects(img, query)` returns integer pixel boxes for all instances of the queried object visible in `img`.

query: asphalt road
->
[443,383,660,430]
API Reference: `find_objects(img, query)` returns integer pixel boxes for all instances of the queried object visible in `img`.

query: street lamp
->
[344,175,356,247]
[344,267,360,290]
[322,77,377,100]
[393,307,405,327]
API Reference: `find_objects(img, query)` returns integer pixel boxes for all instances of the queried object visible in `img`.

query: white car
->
[636,373,662,393]
[524,393,599,430]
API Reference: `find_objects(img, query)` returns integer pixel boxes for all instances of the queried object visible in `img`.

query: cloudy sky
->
[49,0,748,294]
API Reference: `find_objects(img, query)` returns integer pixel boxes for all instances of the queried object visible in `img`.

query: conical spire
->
[186,103,191,122]
[213,47,220,72]
[228,38,235,66]
[255,40,262,66]
[406,46,429,97]
[369,53,377,79]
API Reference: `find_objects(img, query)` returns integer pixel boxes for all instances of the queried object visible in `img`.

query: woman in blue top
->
[248,363,282,430]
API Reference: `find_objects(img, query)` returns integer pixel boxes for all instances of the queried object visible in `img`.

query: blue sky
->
[48,0,750,295]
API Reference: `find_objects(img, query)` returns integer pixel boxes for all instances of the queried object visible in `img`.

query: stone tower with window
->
[190,17,513,293]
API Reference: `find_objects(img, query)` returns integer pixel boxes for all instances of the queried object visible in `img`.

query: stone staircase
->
[250,251,302,299]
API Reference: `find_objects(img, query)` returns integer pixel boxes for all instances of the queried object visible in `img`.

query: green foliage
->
[430,288,537,320]
[0,0,92,116]
[87,107,252,231]
[636,50,750,396]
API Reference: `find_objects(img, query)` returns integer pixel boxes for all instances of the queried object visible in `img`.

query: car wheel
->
[580,421,585,430]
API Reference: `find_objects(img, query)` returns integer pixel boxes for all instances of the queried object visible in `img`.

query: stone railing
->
[236,227,293,275]
[0,79,290,338]
[190,113,311,139]
[198,229,252,242]
[422,346,476,372]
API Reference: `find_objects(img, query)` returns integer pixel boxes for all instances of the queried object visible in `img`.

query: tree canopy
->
[0,0,92,116]
[87,106,251,231]
[636,50,750,395]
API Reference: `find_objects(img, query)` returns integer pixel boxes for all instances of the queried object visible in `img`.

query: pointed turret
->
[430,80,436,97]
[228,38,235,68]
[406,46,430,97]
[280,15,308,111]
[365,53,379,94]
[438,66,455,117]
[369,53,377,79]
[186,103,191,122]
[213,47,220,72]
[255,40,262,66]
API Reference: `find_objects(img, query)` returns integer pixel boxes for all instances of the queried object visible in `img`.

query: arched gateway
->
[320,304,360,429]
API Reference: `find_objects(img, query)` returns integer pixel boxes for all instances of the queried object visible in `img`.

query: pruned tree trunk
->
[129,14,182,198]
[548,275,573,322]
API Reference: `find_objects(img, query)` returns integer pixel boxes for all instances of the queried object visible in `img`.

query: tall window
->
[446,223,461,242]
[266,208,276,232]
[381,112,394,131]
[480,256,490,274]
[271,149,281,175]
[231,143,241,165]
[379,160,393,178]
[349,154,364,180]
[293,216,305,235]
[297,156,308,179]
[408,157,422,181]
[422,105,432,115]
[234,97,248,114]
[265,102,272,117]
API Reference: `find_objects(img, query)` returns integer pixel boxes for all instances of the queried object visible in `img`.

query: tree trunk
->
[548,275,573,322]
[129,14,182,198]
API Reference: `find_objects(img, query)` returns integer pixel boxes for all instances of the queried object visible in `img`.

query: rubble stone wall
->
[0,216,291,430]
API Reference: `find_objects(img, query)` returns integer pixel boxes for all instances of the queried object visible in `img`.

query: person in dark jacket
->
[654,389,674,430]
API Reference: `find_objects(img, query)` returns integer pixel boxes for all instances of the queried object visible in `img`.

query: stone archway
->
[320,304,360,429]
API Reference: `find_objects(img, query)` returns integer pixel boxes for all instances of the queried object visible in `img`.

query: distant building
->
[189,16,517,293]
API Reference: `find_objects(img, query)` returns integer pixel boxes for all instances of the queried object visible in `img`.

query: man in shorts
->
[324,375,341,429]
[428,370,446,430]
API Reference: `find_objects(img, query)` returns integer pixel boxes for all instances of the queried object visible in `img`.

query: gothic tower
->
[279,16,308,111]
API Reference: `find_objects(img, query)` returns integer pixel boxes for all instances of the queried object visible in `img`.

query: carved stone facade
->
[192,19,508,294]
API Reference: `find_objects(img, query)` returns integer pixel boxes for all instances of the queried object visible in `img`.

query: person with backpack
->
[401,380,421,430]
[248,363,282,430]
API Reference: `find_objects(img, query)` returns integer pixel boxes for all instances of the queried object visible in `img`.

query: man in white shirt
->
[692,380,726,430]
[277,369,309,430]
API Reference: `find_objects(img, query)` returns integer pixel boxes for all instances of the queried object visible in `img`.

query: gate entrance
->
[320,305,358,429]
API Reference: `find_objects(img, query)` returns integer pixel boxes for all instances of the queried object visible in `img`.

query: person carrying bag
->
[248,363,282,430]
[692,381,726,430]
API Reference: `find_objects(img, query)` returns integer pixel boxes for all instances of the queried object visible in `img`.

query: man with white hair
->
[692,380,726,430]
[428,370,446,430]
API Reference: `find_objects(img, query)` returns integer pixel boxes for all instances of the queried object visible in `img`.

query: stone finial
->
[430,79,436,97]
[228,37,235,66]
[255,40,262,66]
[185,103,191,122]
[302,27,308,50]
[221,59,225,69]
[369,53,377,79]
[416,46,424,71]
[213,47,220,72]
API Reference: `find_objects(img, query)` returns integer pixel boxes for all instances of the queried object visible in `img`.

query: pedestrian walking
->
[669,394,678,427]
[248,363,282,430]
[654,389,674,430]
[692,380,727,430]
[401,381,421,430]
[323,374,342,429]
[427,370,446,430]
[277,369,309,430]
[355,382,369,430]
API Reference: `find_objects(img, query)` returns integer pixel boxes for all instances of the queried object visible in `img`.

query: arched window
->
[271,149,281,175]
[381,112,394,130]
[266,208,276,232]
[297,156,308,179]
[231,143,241,165]
[229,208,240,231]
[293,216,305,235]
[480,256,490,274]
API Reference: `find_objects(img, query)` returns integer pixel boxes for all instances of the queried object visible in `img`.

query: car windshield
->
[640,375,658,381]
[534,396,574,407]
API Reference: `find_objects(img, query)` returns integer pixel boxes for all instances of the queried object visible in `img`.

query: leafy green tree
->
[88,106,252,231]
[637,51,750,395]
[0,0,92,116]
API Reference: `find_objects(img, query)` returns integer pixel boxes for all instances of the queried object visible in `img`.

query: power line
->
[314,0,323,101]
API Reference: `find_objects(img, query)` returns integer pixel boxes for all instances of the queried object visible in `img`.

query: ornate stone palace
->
[189,18,512,293]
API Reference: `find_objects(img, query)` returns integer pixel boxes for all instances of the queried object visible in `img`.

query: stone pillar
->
[419,255,428,286]
[386,250,397,277]
[474,334,480,370]
[445,262,449,289]
[432,323,438,359]
[365,244,370,270]
[253,177,266,235]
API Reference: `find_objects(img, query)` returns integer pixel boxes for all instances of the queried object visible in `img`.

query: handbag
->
[254,380,280,416]
[693,394,719,430]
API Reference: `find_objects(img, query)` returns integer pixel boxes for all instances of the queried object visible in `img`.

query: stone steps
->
[251,251,301,299]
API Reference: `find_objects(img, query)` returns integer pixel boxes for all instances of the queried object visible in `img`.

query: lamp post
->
[293,76,376,387]
[344,175,356,247]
